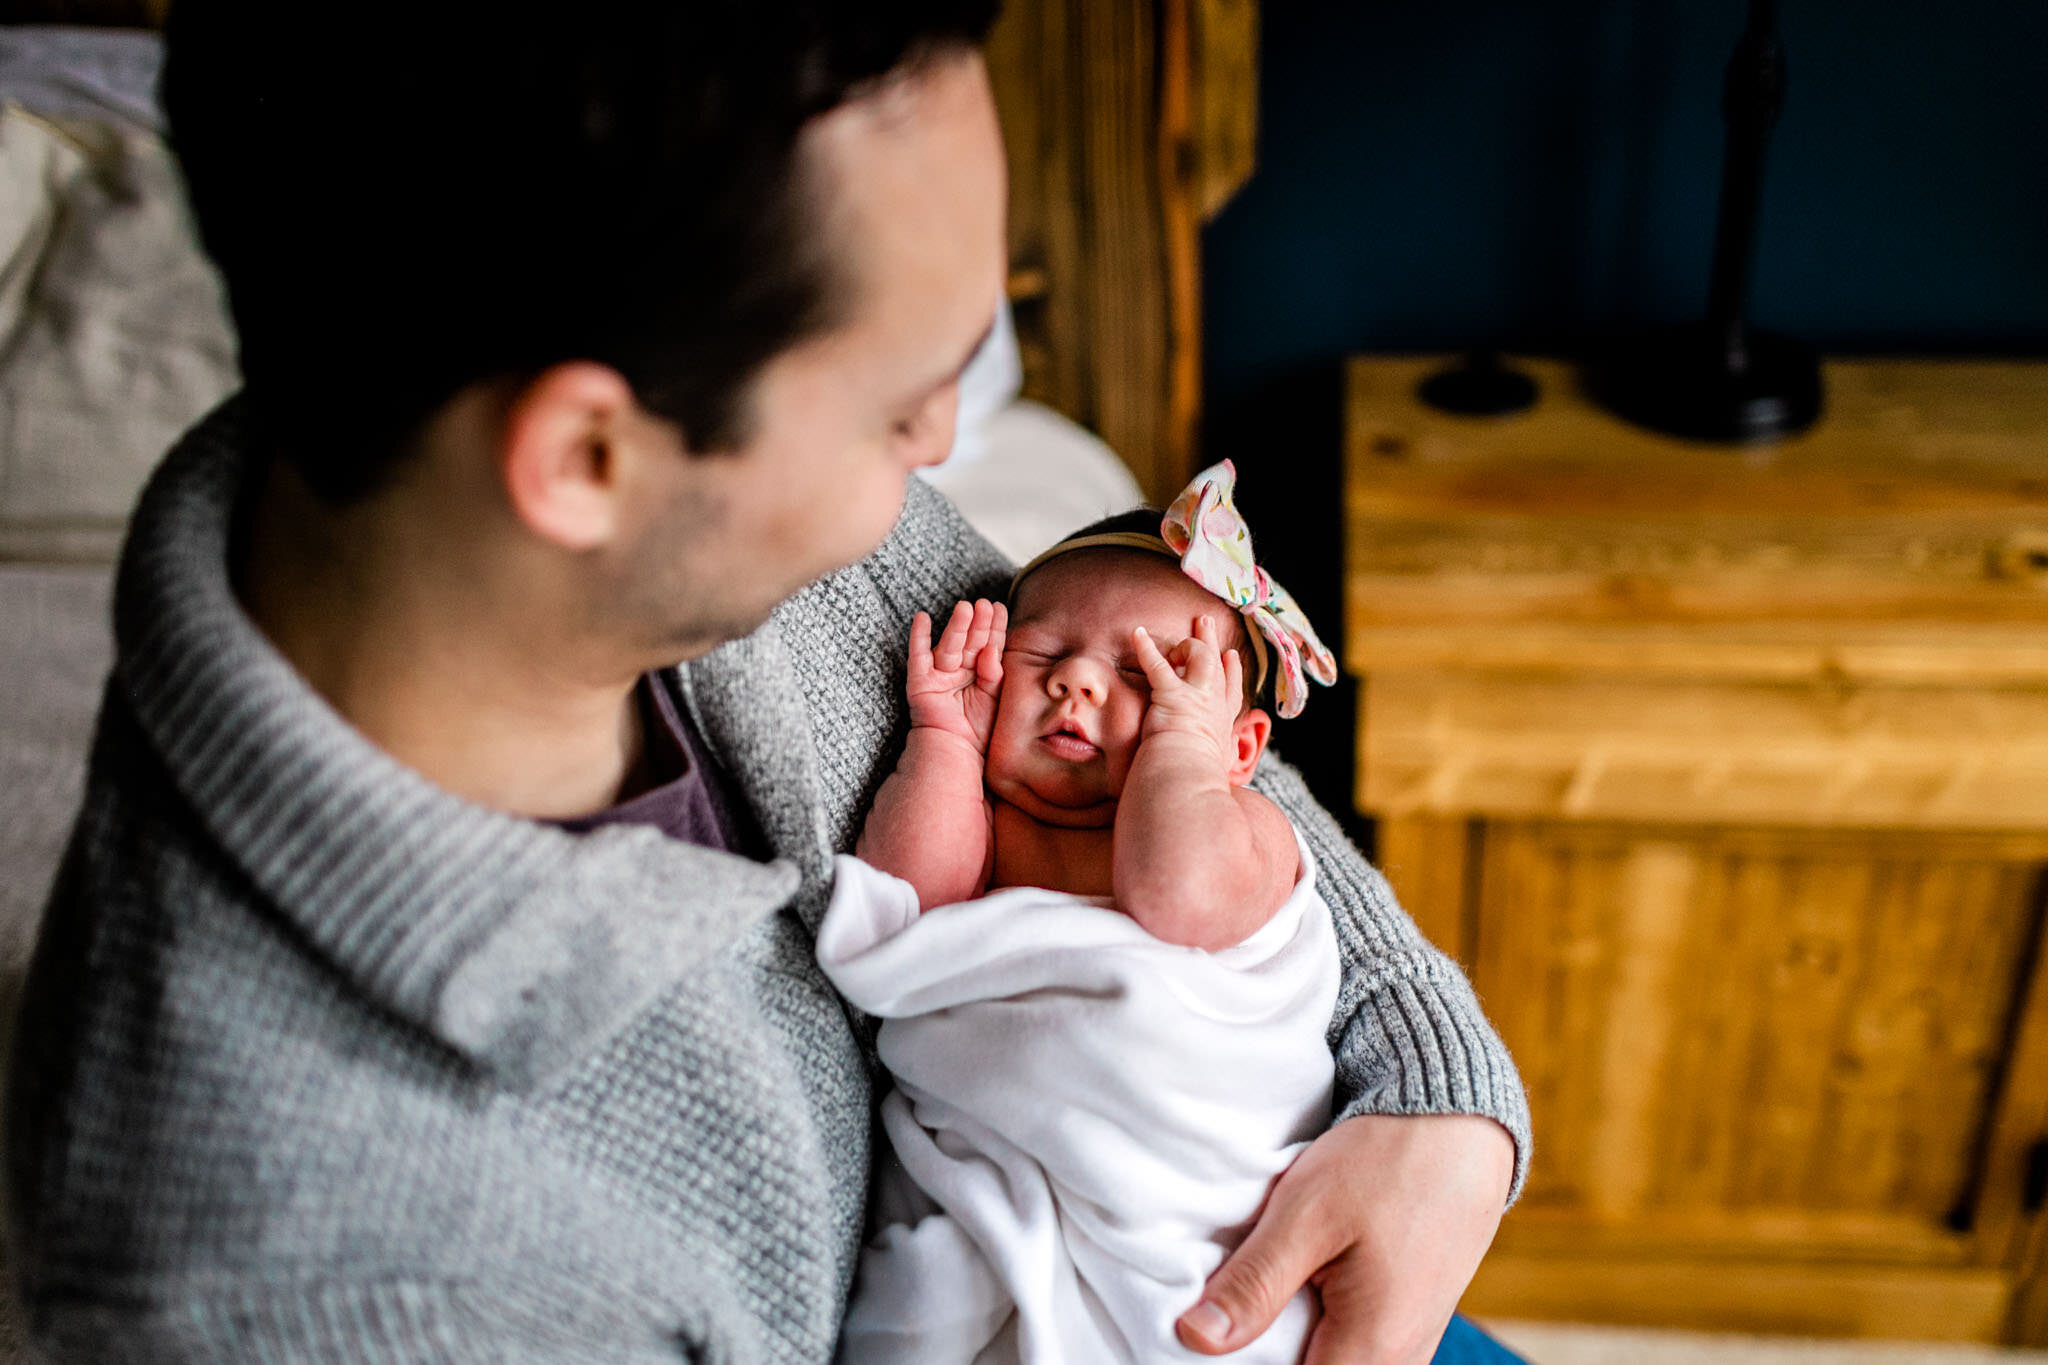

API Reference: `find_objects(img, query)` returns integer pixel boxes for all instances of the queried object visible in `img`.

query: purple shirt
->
[553,673,757,855]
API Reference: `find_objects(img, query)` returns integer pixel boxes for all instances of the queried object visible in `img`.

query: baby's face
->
[986,550,1249,828]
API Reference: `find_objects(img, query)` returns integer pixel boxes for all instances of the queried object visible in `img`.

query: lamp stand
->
[1588,0,1823,443]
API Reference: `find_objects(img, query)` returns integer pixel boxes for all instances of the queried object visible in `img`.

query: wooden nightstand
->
[1345,356,2048,1344]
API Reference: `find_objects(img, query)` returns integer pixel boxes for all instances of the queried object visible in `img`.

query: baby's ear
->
[1226,708,1272,787]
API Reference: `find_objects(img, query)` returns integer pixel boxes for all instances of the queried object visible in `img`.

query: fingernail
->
[1181,1301,1231,1347]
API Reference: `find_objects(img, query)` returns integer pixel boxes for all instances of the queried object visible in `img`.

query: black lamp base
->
[1418,350,1540,418]
[1588,323,1823,444]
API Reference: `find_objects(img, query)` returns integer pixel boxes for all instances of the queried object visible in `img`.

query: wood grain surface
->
[989,0,1258,504]
[1351,356,2048,1344]
[1347,358,2048,651]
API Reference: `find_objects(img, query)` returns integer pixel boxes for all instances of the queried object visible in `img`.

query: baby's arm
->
[857,600,1006,911]
[1113,618,1297,950]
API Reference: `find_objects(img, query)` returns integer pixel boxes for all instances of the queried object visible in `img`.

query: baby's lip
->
[1039,716,1100,755]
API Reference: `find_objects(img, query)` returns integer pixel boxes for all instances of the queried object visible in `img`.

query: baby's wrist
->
[902,722,988,771]
[1140,714,1234,757]
[905,704,984,744]
[1130,729,1236,788]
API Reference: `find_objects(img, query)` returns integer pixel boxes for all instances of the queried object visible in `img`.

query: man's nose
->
[910,385,963,470]
[1046,657,1107,704]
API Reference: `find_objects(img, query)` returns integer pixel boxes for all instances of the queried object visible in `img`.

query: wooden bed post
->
[988,0,1260,506]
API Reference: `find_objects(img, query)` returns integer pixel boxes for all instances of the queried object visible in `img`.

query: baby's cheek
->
[1106,699,1148,762]
[985,691,1030,768]
[991,680,1027,728]
[995,663,1040,714]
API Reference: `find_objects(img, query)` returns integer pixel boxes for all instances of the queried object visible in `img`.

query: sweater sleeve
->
[1251,755,1531,1201]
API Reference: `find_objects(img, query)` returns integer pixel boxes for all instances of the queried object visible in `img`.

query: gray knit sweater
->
[6,401,1527,1363]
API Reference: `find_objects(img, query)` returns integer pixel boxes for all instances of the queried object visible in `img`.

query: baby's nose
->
[1047,657,1108,704]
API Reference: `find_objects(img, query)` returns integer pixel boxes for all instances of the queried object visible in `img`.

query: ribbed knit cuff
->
[1332,969,1533,1204]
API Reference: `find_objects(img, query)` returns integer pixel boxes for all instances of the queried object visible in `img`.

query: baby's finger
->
[932,600,974,672]
[961,599,989,662]
[1166,635,1200,682]
[908,611,934,672]
[1180,624,1224,689]
[1132,626,1181,690]
[977,603,1008,689]
[1222,646,1245,704]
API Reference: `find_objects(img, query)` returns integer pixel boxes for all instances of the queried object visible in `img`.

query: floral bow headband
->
[1010,459,1338,718]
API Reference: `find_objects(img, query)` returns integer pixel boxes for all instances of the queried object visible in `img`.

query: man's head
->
[985,548,1273,829]
[171,1,1006,665]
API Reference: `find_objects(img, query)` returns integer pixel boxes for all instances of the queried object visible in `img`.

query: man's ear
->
[500,362,641,551]
[1226,707,1272,787]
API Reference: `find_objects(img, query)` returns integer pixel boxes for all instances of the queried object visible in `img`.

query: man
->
[6,2,1529,1361]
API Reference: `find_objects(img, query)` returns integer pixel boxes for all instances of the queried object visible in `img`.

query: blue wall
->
[1204,0,2048,418]
[1202,0,2048,830]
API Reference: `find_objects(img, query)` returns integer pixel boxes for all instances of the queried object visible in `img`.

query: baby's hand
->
[906,599,1007,753]
[1131,616,1243,776]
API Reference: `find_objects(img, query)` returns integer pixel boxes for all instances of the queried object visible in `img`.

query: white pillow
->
[0,25,164,129]
[921,399,1145,566]
[0,105,239,563]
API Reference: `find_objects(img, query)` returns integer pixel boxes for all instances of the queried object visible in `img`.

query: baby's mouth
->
[1039,718,1100,761]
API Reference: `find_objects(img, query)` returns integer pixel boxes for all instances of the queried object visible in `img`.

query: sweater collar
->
[113,399,806,1090]
[677,623,835,929]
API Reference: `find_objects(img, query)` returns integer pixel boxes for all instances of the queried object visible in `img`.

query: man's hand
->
[906,599,1006,752]
[1176,1114,1514,1365]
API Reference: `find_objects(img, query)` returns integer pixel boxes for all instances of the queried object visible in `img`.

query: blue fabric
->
[1434,1314,1526,1363]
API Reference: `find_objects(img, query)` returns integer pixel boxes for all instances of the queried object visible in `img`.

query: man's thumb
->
[1176,1223,1313,1355]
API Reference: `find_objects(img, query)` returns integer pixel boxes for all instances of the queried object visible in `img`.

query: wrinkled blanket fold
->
[817,827,1338,1364]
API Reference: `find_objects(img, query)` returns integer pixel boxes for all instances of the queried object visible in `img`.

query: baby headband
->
[1009,459,1338,718]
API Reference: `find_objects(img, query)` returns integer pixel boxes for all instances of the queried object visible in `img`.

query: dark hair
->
[162,0,1001,502]
[1015,508,1266,713]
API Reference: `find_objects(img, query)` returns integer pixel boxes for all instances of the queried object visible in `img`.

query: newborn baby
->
[817,462,1341,1365]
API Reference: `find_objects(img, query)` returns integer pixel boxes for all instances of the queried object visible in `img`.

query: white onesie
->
[815,823,1340,1365]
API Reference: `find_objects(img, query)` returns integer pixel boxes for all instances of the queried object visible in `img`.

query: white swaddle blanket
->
[815,825,1340,1365]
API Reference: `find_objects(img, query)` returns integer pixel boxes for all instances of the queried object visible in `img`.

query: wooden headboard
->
[987,0,1258,503]
[0,0,1260,503]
